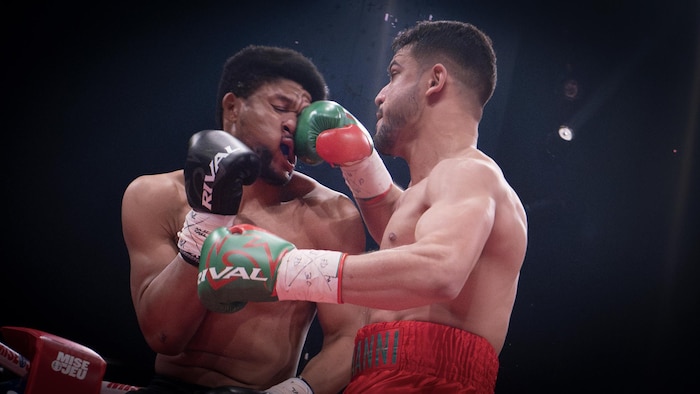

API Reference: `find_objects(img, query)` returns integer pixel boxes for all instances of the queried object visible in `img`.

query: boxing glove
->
[197,224,345,312]
[295,100,371,166]
[179,130,261,261]
[295,101,392,200]
[179,131,260,313]
[185,129,260,214]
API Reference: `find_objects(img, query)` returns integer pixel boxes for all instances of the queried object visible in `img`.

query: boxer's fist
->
[295,101,392,200]
[197,224,345,312]
[295,100,373,166]
[185,129,260,214]
[179,131,260,290]
[197,224,293,312]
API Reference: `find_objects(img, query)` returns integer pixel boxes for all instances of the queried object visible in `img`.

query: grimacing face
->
[235,80,312,185]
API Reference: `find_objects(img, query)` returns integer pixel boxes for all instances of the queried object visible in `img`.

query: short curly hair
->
[215,45,328,128]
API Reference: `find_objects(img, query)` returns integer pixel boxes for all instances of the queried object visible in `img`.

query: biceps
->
[124,211,178,297]
[415,196,495,262]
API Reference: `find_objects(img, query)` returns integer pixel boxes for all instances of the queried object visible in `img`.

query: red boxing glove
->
[296,101,393,200]
[316,123,373,166]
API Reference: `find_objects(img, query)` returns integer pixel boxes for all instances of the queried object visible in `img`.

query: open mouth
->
[280,138,296,166]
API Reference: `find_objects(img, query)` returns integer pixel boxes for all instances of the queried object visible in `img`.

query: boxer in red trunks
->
[195,20,527,393]
[338,22,526,392]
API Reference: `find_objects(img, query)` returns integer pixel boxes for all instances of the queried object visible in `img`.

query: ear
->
[426,63,446,95]
[221,92,240,130]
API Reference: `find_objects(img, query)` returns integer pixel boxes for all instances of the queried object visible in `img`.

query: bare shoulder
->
[445,151,527,239]
[122,170,187,227]
[286,171,365,253]
[286,172,357,216]
[428,151,506,195]
[125,170,184,195]
[124,170,185,204]
[429,151,526,219]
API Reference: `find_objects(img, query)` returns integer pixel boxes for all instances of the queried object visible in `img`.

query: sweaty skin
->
[122,80,367,392]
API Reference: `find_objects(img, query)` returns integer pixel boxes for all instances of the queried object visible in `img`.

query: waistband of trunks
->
[351,320,499,384]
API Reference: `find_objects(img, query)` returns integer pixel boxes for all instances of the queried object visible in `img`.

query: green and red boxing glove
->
[197,224,346,311]
[295,100,393,201]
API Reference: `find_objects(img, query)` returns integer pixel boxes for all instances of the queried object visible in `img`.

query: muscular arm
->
[341,158,503,310]
[122,172,206,355]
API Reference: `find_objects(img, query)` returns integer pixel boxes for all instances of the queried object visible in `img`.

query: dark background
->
[3,1,699,393]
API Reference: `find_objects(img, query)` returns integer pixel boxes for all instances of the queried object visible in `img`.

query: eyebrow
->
[273,93,297,106]
[387,59,401,74]
[273,92,309,111]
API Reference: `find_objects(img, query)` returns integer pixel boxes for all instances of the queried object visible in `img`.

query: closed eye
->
[387,68,400,82]
[273,105,294,113]
[387,59,400,81]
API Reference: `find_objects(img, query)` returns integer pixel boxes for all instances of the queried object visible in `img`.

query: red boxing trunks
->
[345,321,499,394]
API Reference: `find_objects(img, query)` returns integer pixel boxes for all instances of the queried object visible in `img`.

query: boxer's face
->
[228,80,311,185]
[374,47,422,157]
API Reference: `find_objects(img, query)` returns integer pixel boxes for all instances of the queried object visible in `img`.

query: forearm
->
[276,244,455,310]
[340,246,458,310]
[299,340,354,394]
[135,256,206,354]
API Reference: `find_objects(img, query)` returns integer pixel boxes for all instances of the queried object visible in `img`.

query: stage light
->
[558,125,574,141]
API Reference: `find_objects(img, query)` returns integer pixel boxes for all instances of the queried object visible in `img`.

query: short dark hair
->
[215,45,328,127]
[392,20,497,106]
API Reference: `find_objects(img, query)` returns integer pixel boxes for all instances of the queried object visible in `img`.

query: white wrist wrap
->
[340,149,393,199]
[265,377,314,394]
[275,249,345,304]
[177,210,236,266]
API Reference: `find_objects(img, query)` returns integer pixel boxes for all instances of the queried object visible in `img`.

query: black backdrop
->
[3,1,699,392]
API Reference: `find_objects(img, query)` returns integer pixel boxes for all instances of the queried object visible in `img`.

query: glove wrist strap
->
[275,249,345,304]
[178,210,236,267]
[340,150,393,200]
[297,376,314,394]
[265,377,314,394]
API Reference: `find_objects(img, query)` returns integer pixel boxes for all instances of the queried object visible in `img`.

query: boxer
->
[194,20,528,393]
[122,45,367,393]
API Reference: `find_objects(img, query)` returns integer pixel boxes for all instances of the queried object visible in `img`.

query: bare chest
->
[234,201,313,247]
[380,184,429,248]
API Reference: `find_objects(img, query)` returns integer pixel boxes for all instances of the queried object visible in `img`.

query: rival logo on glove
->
[197,231,278,291]
[201,145,245,211]
[197,265,268,286]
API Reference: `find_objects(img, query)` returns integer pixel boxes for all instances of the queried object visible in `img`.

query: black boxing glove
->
[185,130,260,214]
[178,130,261,267]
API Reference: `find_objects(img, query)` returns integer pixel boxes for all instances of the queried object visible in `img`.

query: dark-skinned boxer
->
[123,45,367,394]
